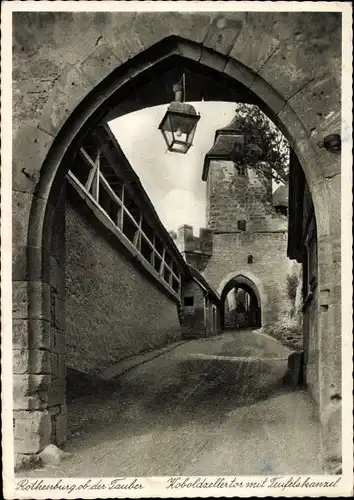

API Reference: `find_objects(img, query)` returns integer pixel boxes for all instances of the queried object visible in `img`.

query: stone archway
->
[12,12,341,470]
[218,272,266,329]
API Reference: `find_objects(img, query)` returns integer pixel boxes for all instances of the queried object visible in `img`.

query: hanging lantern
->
[158,75,200,154]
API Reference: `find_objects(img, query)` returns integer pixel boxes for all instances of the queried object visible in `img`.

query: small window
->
[163,267,171,285]
[276,206,288,217]
[141,236,153,264]
[99,181,119,223]
[141,217,154,243]
[236,165,246,176]
[154,236,164,257]
[154,254,162,274]
[247,255,253,264]
[238,220,246,231]
[184,296,194,306]
[124,194,140,223]
[165,252,173,268]
[172,277,180,293]
[122,211,138,243]
[172,261,179,276]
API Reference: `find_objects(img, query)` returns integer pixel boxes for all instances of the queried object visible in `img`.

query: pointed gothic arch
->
[218,271,266,329]
[12,17,341,468]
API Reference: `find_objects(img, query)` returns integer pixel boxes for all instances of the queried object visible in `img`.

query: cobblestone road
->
[20,329,324,477]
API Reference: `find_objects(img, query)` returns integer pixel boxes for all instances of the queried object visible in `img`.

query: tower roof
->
[214,114,245,138]
[273,185,288,207]
[202,114,245,181]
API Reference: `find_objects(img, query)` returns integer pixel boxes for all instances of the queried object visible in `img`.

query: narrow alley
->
[21,330,324,477]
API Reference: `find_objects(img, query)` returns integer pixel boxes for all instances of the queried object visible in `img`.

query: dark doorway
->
[220,275,261,330]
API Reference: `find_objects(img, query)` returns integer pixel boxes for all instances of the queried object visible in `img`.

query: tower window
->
[238,220,246,231]
[184,296,194,306]
[247,255,253,264]
[236,165,246,176]
[275,205,288,217]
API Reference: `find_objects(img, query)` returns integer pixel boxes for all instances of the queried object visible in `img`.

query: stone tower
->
[203,115,284,234]
[177,112,300,330]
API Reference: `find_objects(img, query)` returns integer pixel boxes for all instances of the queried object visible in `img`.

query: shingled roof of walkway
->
[188,265,221,303]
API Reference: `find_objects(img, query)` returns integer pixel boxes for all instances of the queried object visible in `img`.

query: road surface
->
[20,329,324,477]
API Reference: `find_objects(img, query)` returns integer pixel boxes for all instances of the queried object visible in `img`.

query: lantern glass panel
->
[159,109,200,153]
[170,141,190,154]
[169,112,198,135]
[162,129,174,148]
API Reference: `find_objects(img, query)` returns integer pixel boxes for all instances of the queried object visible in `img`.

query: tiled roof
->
[214,114,245,137]
[188,265,220,302]
[202,133,243,181]
[202,114,248,181]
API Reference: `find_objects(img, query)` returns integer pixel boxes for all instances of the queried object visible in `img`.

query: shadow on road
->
[66,350,301,450]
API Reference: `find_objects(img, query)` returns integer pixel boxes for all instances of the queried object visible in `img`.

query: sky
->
[108,102,237,234]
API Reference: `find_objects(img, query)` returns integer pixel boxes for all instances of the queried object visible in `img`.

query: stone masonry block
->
[310,180,332,237]
[29,349,51,374]
[13,374,51,410]
[49,256,65,296]
[12,191,34,249]
[203,14,245,56]
[58,354,66,379]
[14,409,51,454]
[277,104,323,189]
[13,281,29,319]
[13,122,54,194]
[32,281,51,321]
[39,63,93,138]
[326,174,341,229]
[13,245,49,283]
[331,235,341,263]
[250,75,286,115]
[80,43,121,87]
[54,411,67,446]
[288,74,340,133]
[229,26,280,74]
[317,238,333,271]
[13,349,50,375]
[200,47,227,73]
[320,402,342,467]
[177,39,202,63]
[13,280,51,321]
[13,349,30,375]
[223,58,256,89]
[50,353,59,379]
[13,318,52,351]
[49,406,61,416]
[13,319,29,350]
[53,328,66,354]
[48,379,66,407]
[131,12,212,53]
[257,41,315,101]
[52,295,66,331]
[50,353,66,380]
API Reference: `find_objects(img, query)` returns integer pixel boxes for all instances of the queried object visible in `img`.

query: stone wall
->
[206,161,287,233]
[176,225,213,256]
[203,232,294,328]
[65,192,182,377]
[303,290,320,402]
[181,281,220,338]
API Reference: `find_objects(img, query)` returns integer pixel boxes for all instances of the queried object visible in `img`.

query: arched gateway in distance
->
[219,273,263,330]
